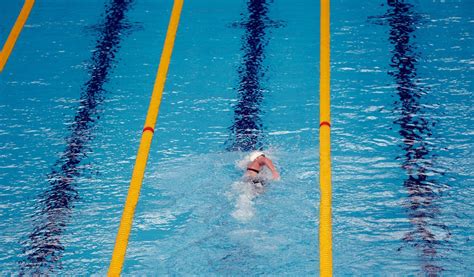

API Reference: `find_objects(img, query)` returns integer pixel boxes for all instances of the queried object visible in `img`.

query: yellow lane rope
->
[319,0,333,276]
[0,0,35,72]
[108,0,183,275]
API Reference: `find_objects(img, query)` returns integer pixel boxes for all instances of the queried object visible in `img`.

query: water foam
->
[229,180,261,222]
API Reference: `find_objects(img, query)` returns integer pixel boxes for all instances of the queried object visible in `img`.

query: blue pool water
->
[0,0,473,275]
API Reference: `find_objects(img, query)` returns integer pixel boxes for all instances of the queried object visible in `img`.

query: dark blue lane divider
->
[19,0,133,274]
[372,0,450,274]
[226,0,283,152]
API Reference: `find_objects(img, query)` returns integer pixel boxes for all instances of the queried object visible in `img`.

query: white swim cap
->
[249,151,264,162]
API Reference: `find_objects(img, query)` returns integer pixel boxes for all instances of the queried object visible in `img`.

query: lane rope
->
[319,0,333,276]
[0,0,35,72]
[108,0,184,275]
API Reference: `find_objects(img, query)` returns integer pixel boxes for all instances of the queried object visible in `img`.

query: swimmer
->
[245,151,280,181]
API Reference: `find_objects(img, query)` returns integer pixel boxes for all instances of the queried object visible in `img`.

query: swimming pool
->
[0,0,472,275]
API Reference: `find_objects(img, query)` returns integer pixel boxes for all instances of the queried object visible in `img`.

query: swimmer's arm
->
[263,157,280,180]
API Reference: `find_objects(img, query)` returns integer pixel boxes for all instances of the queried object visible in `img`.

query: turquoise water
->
[0,0,472,275]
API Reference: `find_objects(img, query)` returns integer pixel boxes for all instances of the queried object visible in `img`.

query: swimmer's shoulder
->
[258,156,269,164]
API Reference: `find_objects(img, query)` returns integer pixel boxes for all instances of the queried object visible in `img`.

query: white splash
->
[229,180,262,222]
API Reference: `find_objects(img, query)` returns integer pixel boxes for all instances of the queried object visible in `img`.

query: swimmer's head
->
[249,151,265,162]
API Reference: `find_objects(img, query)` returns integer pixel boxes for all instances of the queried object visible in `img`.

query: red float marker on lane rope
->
[320,121,331,128]
[142,126,154,134]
